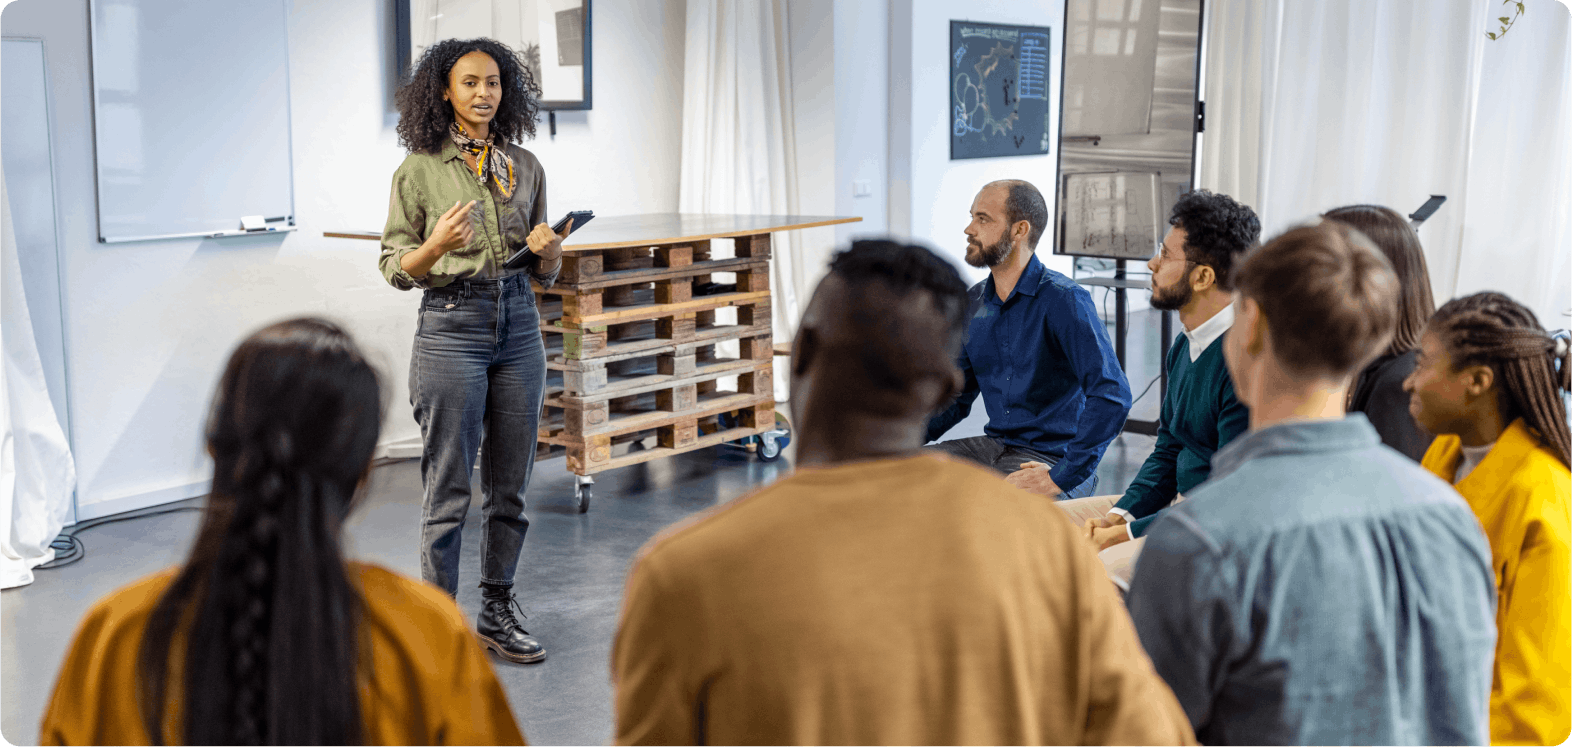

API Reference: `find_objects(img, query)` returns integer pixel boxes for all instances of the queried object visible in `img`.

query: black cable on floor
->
[35,504,205,571]
[1130,373,1162,407]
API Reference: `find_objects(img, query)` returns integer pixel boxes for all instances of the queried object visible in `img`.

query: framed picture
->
[397,0,592,111]
[950,20,1052,160]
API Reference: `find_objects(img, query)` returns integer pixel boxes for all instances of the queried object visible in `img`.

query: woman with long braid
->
[1405,291,1572,745]
[38,319,525,745]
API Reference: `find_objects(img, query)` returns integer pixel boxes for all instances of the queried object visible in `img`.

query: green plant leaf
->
[1500,16,1510,22]
[1488,32,1497,39]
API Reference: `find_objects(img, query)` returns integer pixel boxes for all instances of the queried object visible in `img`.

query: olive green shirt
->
[379,139,560,290]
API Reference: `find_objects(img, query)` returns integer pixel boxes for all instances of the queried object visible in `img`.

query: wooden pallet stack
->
[326,213,862,513]
[533,233,782,490]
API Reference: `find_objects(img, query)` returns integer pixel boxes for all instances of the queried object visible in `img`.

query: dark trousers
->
[409,273,545,595]
[928,436,1100,499]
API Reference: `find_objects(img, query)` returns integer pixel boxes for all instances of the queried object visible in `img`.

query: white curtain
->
[679,0,801,401]
[1455,3,1572,328]
[1201,0,1571,327]
[0,169,75,589]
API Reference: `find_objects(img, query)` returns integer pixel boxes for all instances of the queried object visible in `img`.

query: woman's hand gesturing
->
[430,200,477,255]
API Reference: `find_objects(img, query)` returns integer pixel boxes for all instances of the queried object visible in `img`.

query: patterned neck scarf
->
[449,121,516,199]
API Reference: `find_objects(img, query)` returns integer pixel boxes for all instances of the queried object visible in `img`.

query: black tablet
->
[505,211,593,270]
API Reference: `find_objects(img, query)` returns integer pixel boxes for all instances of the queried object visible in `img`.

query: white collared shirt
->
[1184,302,1235,362]
[1106,302,1236,537]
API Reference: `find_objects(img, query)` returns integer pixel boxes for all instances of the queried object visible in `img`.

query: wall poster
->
[950,20,1051,160]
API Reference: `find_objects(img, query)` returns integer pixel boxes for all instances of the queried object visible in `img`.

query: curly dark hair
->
[396,38,541,154]
[1168,189,1261,291]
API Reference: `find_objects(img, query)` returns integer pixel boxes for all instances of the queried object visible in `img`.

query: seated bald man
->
[926,180,1131,499]
[612,240,1194,746]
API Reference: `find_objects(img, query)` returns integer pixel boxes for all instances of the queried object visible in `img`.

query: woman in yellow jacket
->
[1405,291,1571,745]
[39,319,526,745]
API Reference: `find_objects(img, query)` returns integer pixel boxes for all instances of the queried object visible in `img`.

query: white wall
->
[832,0,890,247]
[786,0,838,290]
[889,0,1070,283]
[1,0,686,519]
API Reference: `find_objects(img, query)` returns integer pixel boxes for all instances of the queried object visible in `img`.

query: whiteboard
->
[88,0,295,243]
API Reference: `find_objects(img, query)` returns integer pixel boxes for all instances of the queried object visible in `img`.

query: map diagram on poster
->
[950,21,1051,160]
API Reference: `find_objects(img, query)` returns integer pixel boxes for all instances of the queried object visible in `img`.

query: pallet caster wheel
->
[574,476,594,514]
[756,433,782,462]
[756,412,792,463]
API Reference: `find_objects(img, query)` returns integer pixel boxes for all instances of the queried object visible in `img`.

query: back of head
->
[1428,291,1571,467]
[1233,221,1399,380]
[984,179,1049,249]
[800,240,970,418]
[139,318,382,745]
[1168,189,1261,291]
[1322,205,1435,356]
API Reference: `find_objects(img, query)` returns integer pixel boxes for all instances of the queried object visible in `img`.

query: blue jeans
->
[927,436,1100,499]
[410,273,545,595]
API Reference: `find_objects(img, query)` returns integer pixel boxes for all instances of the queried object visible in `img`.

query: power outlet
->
[852,180,873,197]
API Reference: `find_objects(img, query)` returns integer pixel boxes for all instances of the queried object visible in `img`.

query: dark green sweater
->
[1113,331,1249,537]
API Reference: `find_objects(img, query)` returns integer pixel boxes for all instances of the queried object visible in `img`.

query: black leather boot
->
[476,588,545,664]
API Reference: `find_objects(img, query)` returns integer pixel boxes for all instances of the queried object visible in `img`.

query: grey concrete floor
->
[1,309,1168,746]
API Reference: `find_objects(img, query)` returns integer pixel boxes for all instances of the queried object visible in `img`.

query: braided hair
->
[396,38,541,154]
[1428,291,1571,467]
[138,318,383,744]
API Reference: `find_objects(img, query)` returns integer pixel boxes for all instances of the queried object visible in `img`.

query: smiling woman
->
[378,37,567,666]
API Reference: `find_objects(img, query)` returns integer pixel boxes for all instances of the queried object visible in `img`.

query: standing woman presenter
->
[379,38,566,663]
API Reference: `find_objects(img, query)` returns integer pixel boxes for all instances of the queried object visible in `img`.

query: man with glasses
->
[1053,190,1261,564]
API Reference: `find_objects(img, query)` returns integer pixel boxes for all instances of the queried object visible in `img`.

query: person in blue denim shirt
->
[925,180,1131,499]
[1126,221,1497,745]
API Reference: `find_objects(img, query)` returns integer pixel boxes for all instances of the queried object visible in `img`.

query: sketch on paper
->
[1060,172,1162,259]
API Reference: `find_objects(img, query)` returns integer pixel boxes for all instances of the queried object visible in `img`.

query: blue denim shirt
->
[924,255,1131,489]
[1127,415,1497,745]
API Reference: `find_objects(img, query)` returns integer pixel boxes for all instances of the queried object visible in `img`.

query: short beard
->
[1149,275,1193,311]
[965,235,1013,268]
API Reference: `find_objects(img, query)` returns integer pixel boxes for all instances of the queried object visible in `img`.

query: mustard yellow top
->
[39,563,526,746]
[612,454,1196,745]
[1423,419,1572,745]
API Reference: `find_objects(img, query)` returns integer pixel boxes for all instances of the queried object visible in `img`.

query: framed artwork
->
[398,0,592,111]
[950,20,1052,160]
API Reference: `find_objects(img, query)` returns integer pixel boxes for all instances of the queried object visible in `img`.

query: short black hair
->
[826,239,971,338]
[820,240,971,398]
[1168,189,1261,291]
[985,180,1049,248]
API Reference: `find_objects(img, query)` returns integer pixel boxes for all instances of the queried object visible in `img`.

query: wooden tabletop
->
[324,213,862,251]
